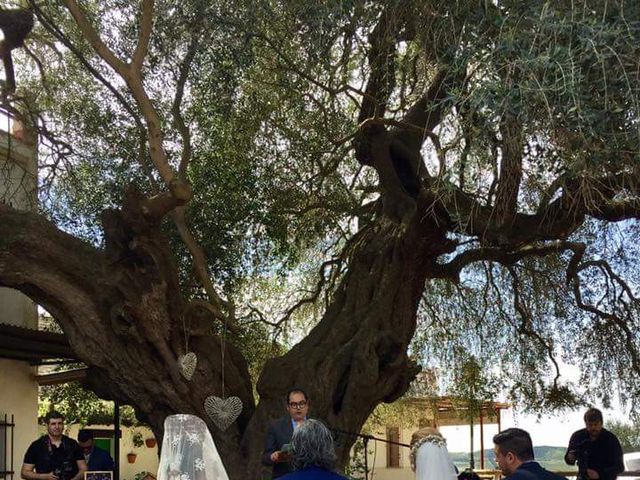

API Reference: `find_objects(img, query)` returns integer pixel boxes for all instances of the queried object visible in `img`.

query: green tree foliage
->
[39,381,141,427]
[608,419,640,453]
[446,354,503,420]
[2,4,640,473]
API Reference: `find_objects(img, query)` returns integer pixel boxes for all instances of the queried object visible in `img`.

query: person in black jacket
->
[493,428,567,480]
[262,389,310,479]
[21,411,87,480]
[565,408,624,480]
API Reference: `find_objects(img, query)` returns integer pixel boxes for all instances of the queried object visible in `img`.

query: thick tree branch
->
[356,6,399,123]
[57,3,237,338]
[169,207,239,334]
[391,68,451,153]
[30,1,157,190]
[587,199,640,221]
[493,113,524,229]
[351,68,460,223]
[62,0,181,190]
[433,240,585,281]
[0,205,102,311]
[132,0,153,69]
[62,0,128,74]
[424,165,640,248]
[0,205,257,465]
[173,29,200,178]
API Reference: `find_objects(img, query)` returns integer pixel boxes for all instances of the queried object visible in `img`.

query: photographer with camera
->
[564,408,624,480]
[21,411,87,480]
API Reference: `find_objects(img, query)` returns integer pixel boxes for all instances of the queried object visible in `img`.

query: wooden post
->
[469,416,475,469]
[480,408,485,469]
[114,401,120,480]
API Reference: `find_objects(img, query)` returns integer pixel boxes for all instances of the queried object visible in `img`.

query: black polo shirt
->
[24,435,84,480]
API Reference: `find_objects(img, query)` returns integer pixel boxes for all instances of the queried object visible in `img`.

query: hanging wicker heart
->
[204,395,243,431]
[177,352,197,381]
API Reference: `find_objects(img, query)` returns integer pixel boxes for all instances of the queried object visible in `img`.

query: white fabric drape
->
[157,414,229,480]
[415,441,458,480]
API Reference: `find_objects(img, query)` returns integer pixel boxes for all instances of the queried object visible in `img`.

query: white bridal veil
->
[157,414,229,480]
[414,436,458,480]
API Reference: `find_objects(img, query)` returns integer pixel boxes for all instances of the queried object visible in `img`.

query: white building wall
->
[0,120,39,480]
[63,424,159,480]
[0,360,39,479]
[365,427,414,480]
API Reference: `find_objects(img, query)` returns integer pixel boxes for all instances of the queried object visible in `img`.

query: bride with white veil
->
[410,427,458,480]
[157,414,229,480]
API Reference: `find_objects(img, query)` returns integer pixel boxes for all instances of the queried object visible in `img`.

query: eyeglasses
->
[288,401,307,410]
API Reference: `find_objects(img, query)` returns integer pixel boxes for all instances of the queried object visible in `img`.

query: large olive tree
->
[1,1,639,477]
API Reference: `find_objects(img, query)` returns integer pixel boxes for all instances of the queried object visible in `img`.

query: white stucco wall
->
[63,425,159,480]
[0,120,40,480]
[363,427,414,480]
[118,427,158,480]
[0,289,38,329]
[0,359,39,479]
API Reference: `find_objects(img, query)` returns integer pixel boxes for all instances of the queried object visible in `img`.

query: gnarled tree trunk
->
[0,180,451,478]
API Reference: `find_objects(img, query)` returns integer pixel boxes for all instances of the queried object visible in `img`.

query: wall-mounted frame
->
[85,471,113,480]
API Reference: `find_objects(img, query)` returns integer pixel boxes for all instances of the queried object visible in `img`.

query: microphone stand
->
[330,427,411,480]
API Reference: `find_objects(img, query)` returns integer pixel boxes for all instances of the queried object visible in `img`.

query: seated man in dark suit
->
[262,388,310,479]
[77,431,114,472]
[493,428,567,480]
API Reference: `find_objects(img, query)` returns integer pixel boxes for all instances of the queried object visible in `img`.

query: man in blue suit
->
[262,388,310,479]
[493,428,567,480]
[77,431,114,472]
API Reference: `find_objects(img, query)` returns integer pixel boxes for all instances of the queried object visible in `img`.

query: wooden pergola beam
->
[35,368,87,385]
[0,323,77,363]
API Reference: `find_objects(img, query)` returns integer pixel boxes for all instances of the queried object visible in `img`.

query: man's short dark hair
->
[493,428,534,461]
[584,408,603,423]
[286,388,309,403]
[458,469,481,480]
[77,430,94,442]
[45,410,64,424]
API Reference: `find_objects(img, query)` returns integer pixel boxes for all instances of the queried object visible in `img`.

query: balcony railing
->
[473,470,640,480]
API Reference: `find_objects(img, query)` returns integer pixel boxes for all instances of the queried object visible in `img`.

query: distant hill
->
[450,446,577,472]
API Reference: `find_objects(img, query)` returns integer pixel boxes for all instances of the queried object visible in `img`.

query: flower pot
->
[127,453,137,464]
[145,438,156,448]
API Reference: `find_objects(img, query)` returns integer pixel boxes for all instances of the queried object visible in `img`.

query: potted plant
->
[127,430,144,463]
[134,472,155,480]
[145,436,156,448]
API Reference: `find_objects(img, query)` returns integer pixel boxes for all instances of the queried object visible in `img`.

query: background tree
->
[39,381,142,428]
[1,1,640,478]
[608,420,640,453]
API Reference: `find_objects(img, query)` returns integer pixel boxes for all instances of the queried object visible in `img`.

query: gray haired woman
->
[279,419,348,480]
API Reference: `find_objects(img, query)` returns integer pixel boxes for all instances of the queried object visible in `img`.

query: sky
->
[435,352,631,453]
[442,406,628,453]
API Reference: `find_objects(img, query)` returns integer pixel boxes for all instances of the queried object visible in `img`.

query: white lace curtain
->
[157,414,229,480]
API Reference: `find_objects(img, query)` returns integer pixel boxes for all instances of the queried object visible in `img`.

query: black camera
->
[53,461,74,480]
[572,439,591,480]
